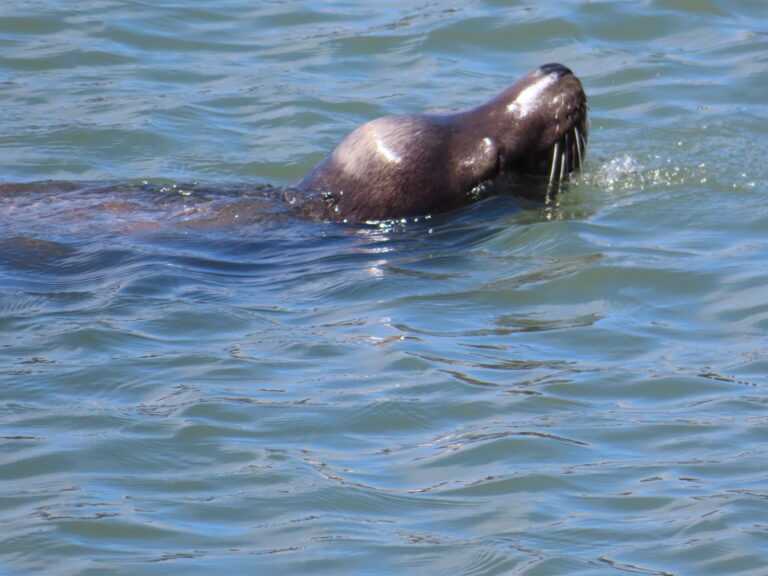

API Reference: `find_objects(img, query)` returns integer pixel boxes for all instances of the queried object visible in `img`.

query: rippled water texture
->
[2,1,768,575]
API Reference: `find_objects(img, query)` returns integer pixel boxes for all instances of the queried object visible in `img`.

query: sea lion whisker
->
[569,130,576,173]
[561,151,567,182]
[574,128,581,171]
[572,128,580,171]
[548,140,561,189]
[559,132,568,183]
[574,126,583,171]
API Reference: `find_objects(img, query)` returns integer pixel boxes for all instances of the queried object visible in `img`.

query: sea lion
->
[295,63,588,222]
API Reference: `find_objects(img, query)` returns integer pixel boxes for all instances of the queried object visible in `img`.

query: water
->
[2,1,768,575]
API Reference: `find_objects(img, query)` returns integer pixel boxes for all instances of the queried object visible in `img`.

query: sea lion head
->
[474,63,588,191]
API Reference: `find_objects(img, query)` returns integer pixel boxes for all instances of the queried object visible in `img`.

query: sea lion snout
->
[498,64,588,182]
[536,62,575,79]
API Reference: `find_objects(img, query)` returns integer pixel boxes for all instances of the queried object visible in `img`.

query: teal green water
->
[2,1,768,575]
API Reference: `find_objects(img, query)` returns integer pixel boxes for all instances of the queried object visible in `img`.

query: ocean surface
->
[2,1,767,575]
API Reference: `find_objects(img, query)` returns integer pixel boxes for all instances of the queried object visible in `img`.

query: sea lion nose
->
[537,63,574,79]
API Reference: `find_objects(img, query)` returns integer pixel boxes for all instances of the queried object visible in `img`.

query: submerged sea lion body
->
[296,63,588,222]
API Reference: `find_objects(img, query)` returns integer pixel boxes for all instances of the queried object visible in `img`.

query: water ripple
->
[2,2,768,575]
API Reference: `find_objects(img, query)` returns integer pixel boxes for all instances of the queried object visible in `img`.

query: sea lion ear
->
[460,136,500,182]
